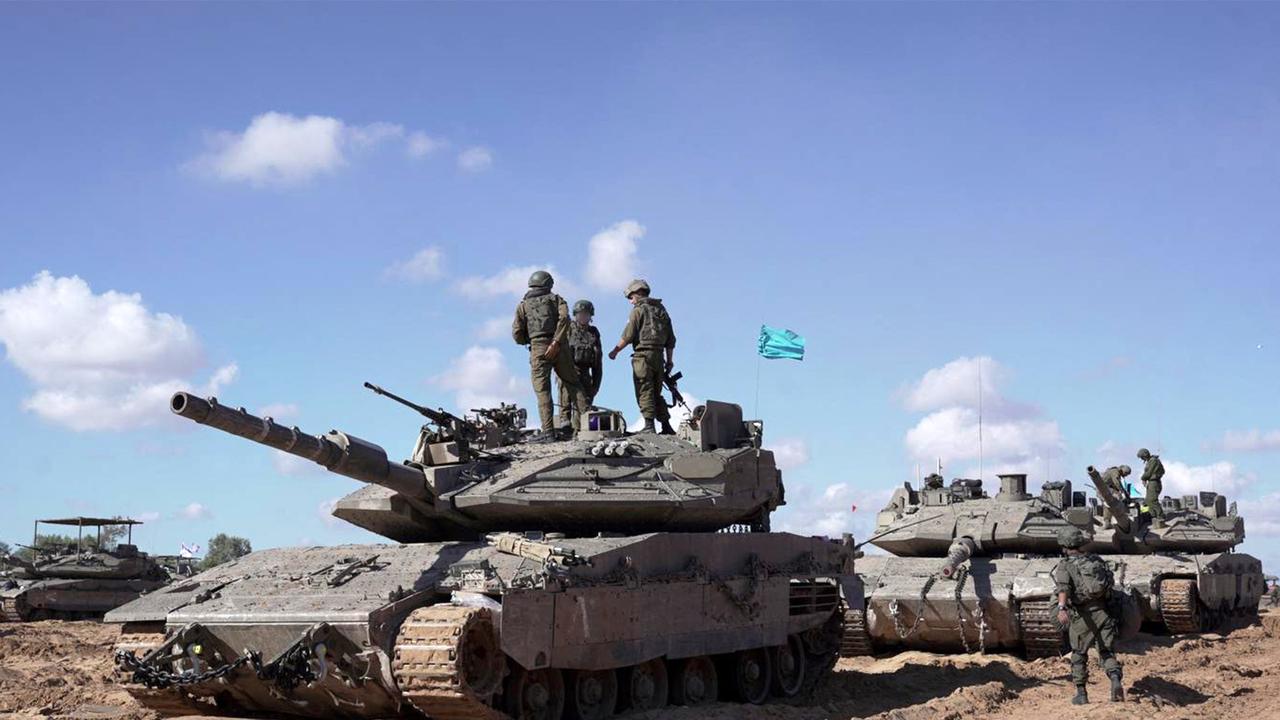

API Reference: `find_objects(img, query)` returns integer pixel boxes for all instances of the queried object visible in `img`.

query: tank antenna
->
[977,357,984,482]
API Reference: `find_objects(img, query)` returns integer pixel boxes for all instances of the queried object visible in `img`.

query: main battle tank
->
[108,384,859,719]
[1,517,170,621]
[842,472,1263,659]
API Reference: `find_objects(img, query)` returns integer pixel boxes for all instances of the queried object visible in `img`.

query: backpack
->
[1067,555,1114,603]
[637,300,672,348]
[521,292,560,340]
[569,324,601,365]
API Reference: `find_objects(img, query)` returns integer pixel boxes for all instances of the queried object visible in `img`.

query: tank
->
[841,472,1264,659]
[0,517,171,621]
[107,385,860,719]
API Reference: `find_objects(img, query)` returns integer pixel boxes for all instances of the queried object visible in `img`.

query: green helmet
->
[572,299,595,316]
[1057,527,1088,549]
[1119,465,1132,476]
[624,278,650,298]
[1137,448,1151,460]
[528,270,554,289]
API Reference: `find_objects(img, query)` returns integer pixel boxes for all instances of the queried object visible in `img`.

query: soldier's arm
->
[511,303,527,345]
[664,316,676,367]
[609,307,641,359]
[552,297,571,346]
[1152,457,1165,481]
[1141,460,1154,483]
[590,330,603,392]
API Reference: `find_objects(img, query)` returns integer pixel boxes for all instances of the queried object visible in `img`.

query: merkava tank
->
[108,383,860,719]
[0,517,170,621]
[842,471,1263,659]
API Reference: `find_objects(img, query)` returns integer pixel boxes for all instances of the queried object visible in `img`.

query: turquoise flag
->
[758,325,805,360]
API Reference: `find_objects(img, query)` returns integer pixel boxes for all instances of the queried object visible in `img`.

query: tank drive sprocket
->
[1160,578,1203,634]
[1017,597,1063,659]
[393,604,507,720]
[839,608,874,656]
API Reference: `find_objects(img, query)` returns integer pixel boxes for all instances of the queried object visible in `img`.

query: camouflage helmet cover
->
[528,270,554,288]
[1137,448,1151,460]
[624,278,650,298]
[1119,465,1132,476]
[1057,527,1088,549]
[573,299,595,316]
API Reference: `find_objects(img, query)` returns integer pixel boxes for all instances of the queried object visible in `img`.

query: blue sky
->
[1,4,1278,568]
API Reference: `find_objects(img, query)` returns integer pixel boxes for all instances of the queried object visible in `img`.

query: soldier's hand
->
[543,341,560,360]
[608,348,619,360]
[1057,609,1069,627]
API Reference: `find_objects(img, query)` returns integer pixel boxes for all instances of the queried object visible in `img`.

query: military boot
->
[641,418,656,433]
[1072,685,1088,705]
[659,419,676,435]
[1109,673,1124,702]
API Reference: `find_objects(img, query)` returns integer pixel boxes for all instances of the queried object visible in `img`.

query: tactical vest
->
[1065,555,1114,604]
[635,299,672,350]
[569,323,601,366]
[521,292,560,341]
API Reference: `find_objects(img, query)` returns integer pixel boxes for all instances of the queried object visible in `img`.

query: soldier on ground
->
[607,279,676,434]
[1137,448,1166,527]
[556,299,603,428]
[1087,465,1132,528]
[511,270,589,436]
[1054,526,1124,705]
[1269,580,1280,607]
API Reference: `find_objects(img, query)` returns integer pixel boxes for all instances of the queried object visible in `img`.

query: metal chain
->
[953,566,976,653]
[890,574,937,640]
[114,649,255,689]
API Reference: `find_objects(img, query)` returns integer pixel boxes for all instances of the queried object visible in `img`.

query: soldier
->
[922,473,945,490]
[1269,580,1280,607]
[1087,465,1132,528]
[607,279,676,434]
[556,299,603,428]
[1137,448,1166,527]
[511,270,588,435]
[1054,527,1124,705]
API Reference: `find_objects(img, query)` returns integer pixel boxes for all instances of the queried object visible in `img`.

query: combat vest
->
[1063,554,1115,605]
[634,298,672,351]
[568,323,601,366]
[520,289,561,342]
[1144,456,1165,483]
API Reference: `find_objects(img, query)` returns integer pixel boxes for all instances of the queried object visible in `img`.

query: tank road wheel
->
[1161,579,1203,634]
[393,604,507,720]
[504,667,566,720]
[771,635,807,698]
[621,658,668,712]
[565,669,618,720]
[669,656,718,706]
[727,648,772,704]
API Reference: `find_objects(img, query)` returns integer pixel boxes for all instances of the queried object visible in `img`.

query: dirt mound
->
[3,614,1280,719]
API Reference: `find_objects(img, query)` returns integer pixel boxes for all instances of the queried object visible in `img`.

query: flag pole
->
[977,357,984,483]
[754,351,762,419]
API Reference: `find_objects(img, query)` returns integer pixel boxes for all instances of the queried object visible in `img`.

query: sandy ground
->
[3,614,1280,720]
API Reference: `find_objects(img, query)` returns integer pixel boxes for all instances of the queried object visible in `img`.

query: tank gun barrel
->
[170,392,430,501]
[1087,465,1132,534]
[940,537,976,578]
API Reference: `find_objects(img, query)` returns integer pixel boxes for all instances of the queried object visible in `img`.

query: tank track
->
[112,629,205,717]
[392,604,507,720]
[1017,598,1063,659]
[839,608,874,656]
[1160,578,1202,634]
[0,596,28,622]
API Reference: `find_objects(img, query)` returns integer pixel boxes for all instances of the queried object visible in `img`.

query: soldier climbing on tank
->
[1054,527,1124,705]
[556,299,603,428]
[607,278,677,434]
[1137,448,1166,527]
[511,270,589,436]
[1087,465,1132,528]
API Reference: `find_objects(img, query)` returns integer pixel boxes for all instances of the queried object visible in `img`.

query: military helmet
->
[1137,448,1151,460]
[573,299,595,316]
[1057,527,1088,549]
[528,270,554,289]
[1119,465,1132,476]
[624,278,650,298]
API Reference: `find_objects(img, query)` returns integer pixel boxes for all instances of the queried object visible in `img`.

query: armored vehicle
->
[109,385,859,719]
[1,517,170,621]
[842,472,1263,658]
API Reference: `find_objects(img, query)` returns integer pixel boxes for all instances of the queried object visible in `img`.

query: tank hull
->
[108,533,858,719]
[1,576,169,622]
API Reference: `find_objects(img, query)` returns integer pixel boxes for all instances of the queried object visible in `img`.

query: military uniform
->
[618,296,676,427]
[1138,449,1166,522]
[1054,528,1124,704]
[512,275,588,432]
[1088,465,1131,527]
[557,319,602,426]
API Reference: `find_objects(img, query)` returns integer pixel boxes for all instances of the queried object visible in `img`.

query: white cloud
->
[1162,460,1255,499]
[455,264,560,300]
[407,131,445,158]
[258,403,299,420]
[476,316,510,341]
[457,146,494,173]
[773,482,890,540]
[179,502,211,520]
[318,497,343,528]
[385,246,445,283]
[630,392,701,433]
[134,511,162,523]
[432,346,522,411]
[585,220,645,291]
[771,438,810,470]
[1214,429,1280,453]
[0,272,237,431]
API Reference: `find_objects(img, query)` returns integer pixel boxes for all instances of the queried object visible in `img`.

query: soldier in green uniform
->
[511,270,588,435]
[1137,448,1166,527]
[607,279,676,434]
[556,299,603,428]
[1054,527,1124,705]
[1086,465,1132,528]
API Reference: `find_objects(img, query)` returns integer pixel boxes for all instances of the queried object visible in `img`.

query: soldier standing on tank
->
[607,279,676,434]
[1137,448,1166,527]
[511,270,588,436]
[1087,465,1132,528]
[556,299,603,428]
[1054,527,1124,705]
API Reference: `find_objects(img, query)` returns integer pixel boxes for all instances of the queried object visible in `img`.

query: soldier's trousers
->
[557,365,596,425]
[631,350,669,422]
[1145,481,1165,519]
[1068,604,1121,685]
[529,341,587,432]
